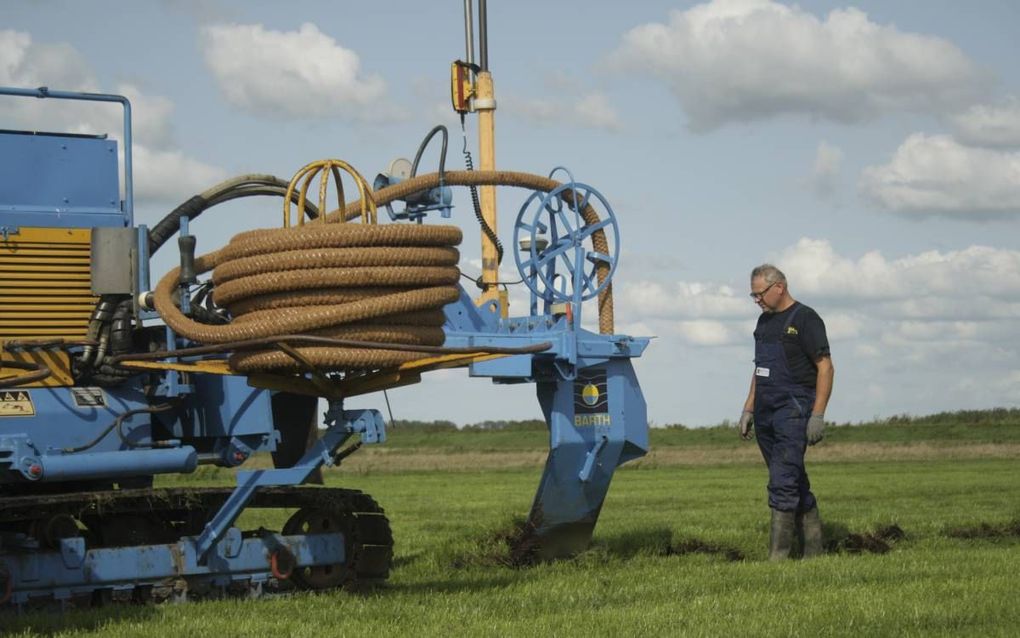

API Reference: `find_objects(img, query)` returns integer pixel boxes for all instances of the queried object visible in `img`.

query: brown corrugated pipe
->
[152,170,614,373]
[333,170,615,334]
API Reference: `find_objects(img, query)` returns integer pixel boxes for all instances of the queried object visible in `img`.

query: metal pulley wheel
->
[513,169,619,304]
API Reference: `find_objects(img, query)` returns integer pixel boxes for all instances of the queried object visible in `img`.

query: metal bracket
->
[193,408,385,561]
[59,537,86,569]
[578,435,608,483]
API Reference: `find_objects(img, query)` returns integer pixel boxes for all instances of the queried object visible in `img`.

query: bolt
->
[28,464,43,478]
[233,451,246,463]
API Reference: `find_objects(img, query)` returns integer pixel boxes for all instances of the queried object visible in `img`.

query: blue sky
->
[3,0,1019,425]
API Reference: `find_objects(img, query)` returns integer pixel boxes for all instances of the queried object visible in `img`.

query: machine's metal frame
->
[0,85,649,607]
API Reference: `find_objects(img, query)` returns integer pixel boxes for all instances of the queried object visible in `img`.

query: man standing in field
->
[739,264,833,560]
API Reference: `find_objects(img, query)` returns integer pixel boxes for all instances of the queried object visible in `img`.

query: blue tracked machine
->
[0,21,649,607]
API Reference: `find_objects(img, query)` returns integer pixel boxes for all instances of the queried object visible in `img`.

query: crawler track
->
[0,486,393,607]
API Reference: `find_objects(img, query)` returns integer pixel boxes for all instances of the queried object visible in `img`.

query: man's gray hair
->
[751,264,787,285]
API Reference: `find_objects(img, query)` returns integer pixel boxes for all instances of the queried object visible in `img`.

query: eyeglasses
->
[749,281,779,300]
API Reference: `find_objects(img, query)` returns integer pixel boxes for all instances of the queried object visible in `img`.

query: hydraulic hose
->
[147,174,321,256]
[74,176,323,384]
[410,125,448,178]
[0,359,52,388]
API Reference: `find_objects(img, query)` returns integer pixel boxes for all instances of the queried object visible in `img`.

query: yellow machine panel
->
[0,227,96,387]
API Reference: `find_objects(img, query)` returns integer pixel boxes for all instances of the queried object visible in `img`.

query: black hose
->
[460,116,503,265]
[147,177,321,256]
[117,403,178,448]
[148,194,207,255]
[109,299,133,356]
[81,178,320,380]
[410,125,448,177]
[61,403,176,454]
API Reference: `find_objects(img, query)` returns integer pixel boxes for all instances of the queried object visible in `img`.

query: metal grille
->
[0,228,96,340]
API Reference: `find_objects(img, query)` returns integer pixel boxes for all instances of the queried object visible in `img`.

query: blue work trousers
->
[754,402,816,512]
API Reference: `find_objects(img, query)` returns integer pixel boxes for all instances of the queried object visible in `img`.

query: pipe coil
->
[152,170,614,374]
[333,170,615,334]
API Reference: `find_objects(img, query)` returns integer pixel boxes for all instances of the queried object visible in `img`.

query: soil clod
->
[451,518,541,569]
[945,520,1020,540]
[826,523,905,554]
[667,538,745,561]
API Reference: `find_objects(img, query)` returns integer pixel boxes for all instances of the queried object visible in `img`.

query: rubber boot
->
[798,507,824,558]
[769,509,796,561]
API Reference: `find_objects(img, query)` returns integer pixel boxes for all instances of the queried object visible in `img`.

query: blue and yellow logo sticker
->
[574,370,609,426]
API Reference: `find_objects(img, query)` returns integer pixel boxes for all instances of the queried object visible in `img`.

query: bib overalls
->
[753,304,817,513]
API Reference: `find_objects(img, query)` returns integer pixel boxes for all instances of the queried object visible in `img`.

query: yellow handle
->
[283,159,378,227]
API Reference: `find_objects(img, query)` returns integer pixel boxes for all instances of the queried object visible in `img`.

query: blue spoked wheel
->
[513,180,620,304]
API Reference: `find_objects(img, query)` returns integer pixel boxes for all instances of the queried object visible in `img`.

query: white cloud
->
[505,91,622,132]
[860,134,1020,215]
[822,312,861,340]
[810,140,843,198]
[890,320,982,343]
[622,239,1020,355]
[60,84,176,149]
[855,344,881,358]
[673,320,735,346]
[949,96,1020,149]
[200,22,391,120]
[993,371,1020,402]
[0,30,97,128]
[0,29,94,90]
[574,93,623,131]
[621,240,1020,423]
[609,0,985,131]
[777,238,1020,304]
[0,29,226,206]
[132,145,228,204]
[620,280,748,319]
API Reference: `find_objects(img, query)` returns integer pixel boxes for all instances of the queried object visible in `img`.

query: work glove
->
[807,413,825,445]
[738,410,754,440]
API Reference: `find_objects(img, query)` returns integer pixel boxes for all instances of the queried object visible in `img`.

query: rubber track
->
[0,486,394,596]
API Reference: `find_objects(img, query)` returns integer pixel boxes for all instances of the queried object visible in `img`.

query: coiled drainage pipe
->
[152,170,614,373]
[334,170,615,334]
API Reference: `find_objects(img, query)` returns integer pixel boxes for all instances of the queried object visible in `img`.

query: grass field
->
[4,412,1019,637]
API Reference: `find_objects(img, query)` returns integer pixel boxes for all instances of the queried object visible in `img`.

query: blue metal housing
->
[0,132,123,228]
[0,85,133,226]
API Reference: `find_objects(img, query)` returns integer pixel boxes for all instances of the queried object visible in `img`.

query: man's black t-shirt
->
[754,302,830,388]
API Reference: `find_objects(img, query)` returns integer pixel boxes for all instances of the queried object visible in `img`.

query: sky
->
[2,0,1019,426]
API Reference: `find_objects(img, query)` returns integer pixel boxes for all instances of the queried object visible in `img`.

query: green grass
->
[5,453,1019,637]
